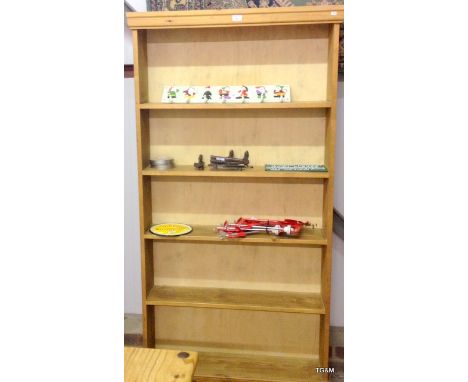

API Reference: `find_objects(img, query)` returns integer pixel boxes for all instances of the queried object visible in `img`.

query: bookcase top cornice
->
[126,5,344,30]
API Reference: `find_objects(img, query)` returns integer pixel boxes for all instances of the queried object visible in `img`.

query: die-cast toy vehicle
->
[217,217,310,238]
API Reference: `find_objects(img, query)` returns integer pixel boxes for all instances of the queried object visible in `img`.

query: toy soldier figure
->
[167,86,178,103]
[236,85,249,102]
[202,87,212,102]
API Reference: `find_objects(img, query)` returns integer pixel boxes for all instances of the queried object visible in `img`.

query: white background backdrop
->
[3,2,467,382]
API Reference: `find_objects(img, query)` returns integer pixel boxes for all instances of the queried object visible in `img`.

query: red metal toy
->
[217,217,310,238]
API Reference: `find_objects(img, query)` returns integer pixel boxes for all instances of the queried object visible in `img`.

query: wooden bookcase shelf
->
[127,5,343,381]
[142,165,330,179]
[147,286,325,314]
[138,101,333,110]
[152,346,325,382]
[193,352,324,382]
[144,225,327,246]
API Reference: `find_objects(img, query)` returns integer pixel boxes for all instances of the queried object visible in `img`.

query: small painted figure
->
[167,87,178,102]
[219,86,231,102]
[202,86,212,102]
[274,85,287,101]
[183,87,196,103]
[255,86,267,102]
[236,85,249,101]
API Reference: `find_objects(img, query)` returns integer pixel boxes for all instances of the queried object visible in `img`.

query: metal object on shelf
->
[217,217,311,239]
[265,164,328,172]
[150,157,175,170]
[209,150,252,171]
[149,223,193,237]
[193,154,205,170]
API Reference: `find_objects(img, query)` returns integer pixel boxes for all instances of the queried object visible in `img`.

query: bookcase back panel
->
[146,24,329,102]
[154,306,320,358]
[149,109,326,166]
[151,179,324,227]
[153,242,322,293]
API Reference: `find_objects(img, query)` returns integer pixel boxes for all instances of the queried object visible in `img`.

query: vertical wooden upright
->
[132,29,154,347]
[320,22,341,369]
[127,5,343,381]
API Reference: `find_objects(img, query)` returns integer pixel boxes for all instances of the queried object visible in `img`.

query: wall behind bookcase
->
[123,16,344,327]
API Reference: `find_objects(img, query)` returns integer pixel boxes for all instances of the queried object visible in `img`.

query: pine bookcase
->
[127,5,343,381]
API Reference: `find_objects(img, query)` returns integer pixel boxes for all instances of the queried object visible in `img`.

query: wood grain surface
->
[154,306,320,356]
[147,285,325,314]
[150,179,324,227]
[142,166,329,179]
[127,6,343,378]
[124,347,198,382]
[152,241,322,294]
[146,25,329,103]
[144,224,326,246]
[193,351,325,382]
[126,5,344,30]
[139,101,332,110]
[148,108,327,168]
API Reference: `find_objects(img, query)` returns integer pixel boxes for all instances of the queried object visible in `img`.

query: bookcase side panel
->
[133,26,154,346]
[133,30,149,104]
[320,22,341,368]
